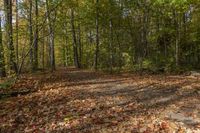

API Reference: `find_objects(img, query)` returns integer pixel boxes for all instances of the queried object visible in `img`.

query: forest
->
[0,0,200,132]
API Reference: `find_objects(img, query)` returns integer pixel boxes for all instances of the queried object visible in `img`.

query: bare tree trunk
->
[109,19,113,73]
[48,21,56,71]
[42,26,45,70]
[64,19,69,66]
[174,10,180,67]
[78,24,82,68]
[46,0,56,71]
[117,0,123,71]
[4,0,18,73]
[28,0,34,71]
[15,0,19,67]
[115,31,122,71]
[0,16,6,77]
[70,9,80,68]
[94,0,99,70]
[63,18,68,67]
[143,6,149,58]
[33,0,39,70]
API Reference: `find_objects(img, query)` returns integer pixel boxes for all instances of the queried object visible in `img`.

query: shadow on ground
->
[0,68,199,132]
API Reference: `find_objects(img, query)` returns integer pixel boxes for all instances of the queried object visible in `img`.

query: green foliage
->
[0,79,15,90]
[1,0,200,75]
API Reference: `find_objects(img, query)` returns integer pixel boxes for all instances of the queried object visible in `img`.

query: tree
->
[1,0,200,75]
[28,0,34,71]
[0,16,6,77]
[4,0,18,73]
[33,0,39,70]
[109,19,113,73]
[46,0,56,71]
[70,9,80,68]
[94,0,99,70]
[15,0,19,66]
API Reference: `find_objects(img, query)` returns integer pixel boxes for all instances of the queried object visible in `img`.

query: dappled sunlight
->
[1,0,200,132]
[1,68,200,132]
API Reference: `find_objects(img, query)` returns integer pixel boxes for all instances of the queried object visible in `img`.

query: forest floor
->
[0,67,200,133]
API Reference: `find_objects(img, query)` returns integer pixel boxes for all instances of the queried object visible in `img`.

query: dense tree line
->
[0,0,200,77]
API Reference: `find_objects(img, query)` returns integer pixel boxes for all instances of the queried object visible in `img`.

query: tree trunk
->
[115,30,122,71]
[94,0,99,70]
[29,0,34,71]
[46,0,56,71]
[70,9,80,68]
[15,0,19,67]
[142,6,149,58]
[42,26,45,70]
[174,10,180,67]
[78,24,82,68]
[4,0,18,73]
[64,19,69,67]
[117,0,123,71]
[0,16,6,77]
[109,19,113,73]
[33,0,39,70]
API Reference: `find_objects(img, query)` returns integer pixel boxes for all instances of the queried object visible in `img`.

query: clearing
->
[0,68,200,132]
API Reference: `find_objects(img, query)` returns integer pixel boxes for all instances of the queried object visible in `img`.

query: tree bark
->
[94,0,99,70]
[4,0,18,73]
[28,0,34,71]
[64,19,69,67]
[33,0,39,70]
[46,0,56,71]
[109,19,113,73]
[78,24,82,68]
[117,0,123,71]
[42,26,45,70]
[174,10,180,67]
[70,9,80,68]
[15,0,19,67]
[0,16,6,77]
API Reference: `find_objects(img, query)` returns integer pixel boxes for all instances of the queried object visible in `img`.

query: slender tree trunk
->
[46,0,56,71]
[63,19,68,66]
[109,19,113,73]
[117,0,123,71]
[28,0,34,71]
[0,16,6,77]
[42,26,45,70]
[48,21,56,71]
[64,19,69,66]
[70,9,80,68]
[94,0,99,70]
[142,4,149,59]
[46,36,50,68]
[78,24,82,68]
[33,0,39,70]
[4,0,18,73]
[15,0,19,67]
[115,31,122,71]
[175,33,179,67]
[174,10,180,67]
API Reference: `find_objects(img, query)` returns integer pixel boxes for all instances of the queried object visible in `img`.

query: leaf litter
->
[0,68,200,132]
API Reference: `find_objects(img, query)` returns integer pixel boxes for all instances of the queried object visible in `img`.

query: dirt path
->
[0,68,200,132]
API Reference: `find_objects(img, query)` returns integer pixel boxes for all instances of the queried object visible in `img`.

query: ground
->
[0,68,200,133]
